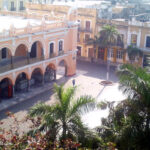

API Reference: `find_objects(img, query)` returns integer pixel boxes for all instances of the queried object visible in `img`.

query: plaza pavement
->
[0,60,126,130]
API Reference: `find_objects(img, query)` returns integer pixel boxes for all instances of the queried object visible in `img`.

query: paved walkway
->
[0,60,127,130]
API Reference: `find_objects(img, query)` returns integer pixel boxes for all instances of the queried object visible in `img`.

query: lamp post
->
[106,48,110,81]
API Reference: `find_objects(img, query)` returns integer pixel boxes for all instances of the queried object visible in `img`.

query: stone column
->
[12,85,15,97]
[27,79,30,92]
[11,56,14,69]
[54,70,56,81]
[27,53,30,64]
[42,75,45,85]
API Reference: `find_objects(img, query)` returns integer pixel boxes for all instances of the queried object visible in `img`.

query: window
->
[85,21,91,31]
[59,40,63,51]
[117,34,124,47]
[49,43,54,55]
[10,2,15,11]
[117,50,123,59]
[110,49,114,58]
[146,36,150,48]
[85,34,90,41]
[20,1,24,10]
[1,48,7,59]
[131,34,137,46]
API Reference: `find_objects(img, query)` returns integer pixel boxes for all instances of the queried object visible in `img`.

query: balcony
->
[58,50,64,56]
[0,56,43,74]
[49,53,57,58]
[78,27,93,33]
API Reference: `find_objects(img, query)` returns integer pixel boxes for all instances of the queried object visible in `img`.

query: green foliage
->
[97,64,150,149]
[29,84,97,147]
[126,45,143,63]
[99,25,118,48]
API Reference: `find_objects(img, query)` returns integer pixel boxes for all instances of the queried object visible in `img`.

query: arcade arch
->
[0,78,13,99]
[30,41,44,62]
[30,68,43,87]
[44,63,56,82]
[15,72,29,92]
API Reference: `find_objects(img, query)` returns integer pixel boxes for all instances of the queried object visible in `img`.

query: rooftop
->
[0,15,56,33]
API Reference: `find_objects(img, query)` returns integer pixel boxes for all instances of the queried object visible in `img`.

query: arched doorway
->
[31,68,43,87]
[30,41,44,62]
[44,64,56,82]
[0,78,13,99]
[57,60,67,79]
[0,47,12,73]
[14,44,28,68]
[15,72,28,92]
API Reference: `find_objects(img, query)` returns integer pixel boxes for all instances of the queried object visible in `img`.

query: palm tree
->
[97,64,150,149]
[87,35,100,61]
[126,45,143,64]
[29,84,96,142]
[99,25,118,80]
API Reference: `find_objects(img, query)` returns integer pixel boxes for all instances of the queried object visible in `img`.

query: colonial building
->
[0,8,77,100]
[1,0,27,11]
[96,18,150,66]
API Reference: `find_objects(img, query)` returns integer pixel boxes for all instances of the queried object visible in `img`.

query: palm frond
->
[69,95,96,116]
[117,64,150,103]
[29,102,52,117]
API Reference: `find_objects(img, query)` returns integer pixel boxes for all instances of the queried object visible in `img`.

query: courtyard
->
[0,60,126,131]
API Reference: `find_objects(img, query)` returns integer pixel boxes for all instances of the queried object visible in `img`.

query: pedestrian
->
[72,79,75,87]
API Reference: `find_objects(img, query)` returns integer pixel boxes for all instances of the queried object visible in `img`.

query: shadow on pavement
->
[76,60,119,83]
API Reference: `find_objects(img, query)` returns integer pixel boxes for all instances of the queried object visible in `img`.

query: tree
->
[29,84,97,145]
[97,64,150,149]
[99,25,118,80]
[87,35,100,60]
[126,45,143,64]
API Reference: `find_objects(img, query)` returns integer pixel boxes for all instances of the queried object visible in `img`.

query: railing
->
[13,59,28,69]
[0,50,70,74]
[49,53,57,58]
[78,27,93,33]
[29,57,44,64]
[58,50,64,56]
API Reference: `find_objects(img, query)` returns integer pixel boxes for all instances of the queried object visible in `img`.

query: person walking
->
[72,79,75,87]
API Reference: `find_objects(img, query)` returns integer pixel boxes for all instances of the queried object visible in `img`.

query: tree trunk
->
[62,122,67,140]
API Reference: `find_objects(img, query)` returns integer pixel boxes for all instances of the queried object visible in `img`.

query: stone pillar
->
[104,48,107,61]
[12,85,15,97]
[42,75,45,85]
[113,47,117,63]
[11,56,14,69]
[54,70,56,81]
[27,53,30,64]
[27,79,30,91]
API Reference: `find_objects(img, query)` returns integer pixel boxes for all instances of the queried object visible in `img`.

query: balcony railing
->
[0,51,68,74]
[78,27,93,33]
[49,53,57,58]
[58,50,64,56]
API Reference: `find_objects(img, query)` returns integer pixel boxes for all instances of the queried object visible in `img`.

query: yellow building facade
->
[76,8,97,59]
[96,19,150,66]
[1,0,26,11]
